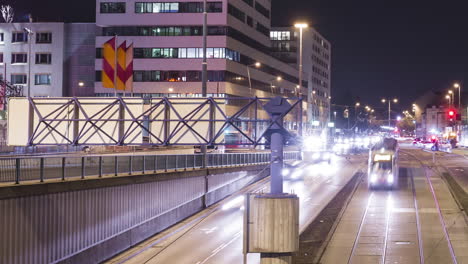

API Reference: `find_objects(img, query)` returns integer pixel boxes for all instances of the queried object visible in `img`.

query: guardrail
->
[0,152,301,184]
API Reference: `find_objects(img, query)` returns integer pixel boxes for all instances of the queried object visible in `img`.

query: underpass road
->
[106,154,367,264]
[320,147,468,264]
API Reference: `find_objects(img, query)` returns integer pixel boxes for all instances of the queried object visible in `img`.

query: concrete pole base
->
[260,253,292,264]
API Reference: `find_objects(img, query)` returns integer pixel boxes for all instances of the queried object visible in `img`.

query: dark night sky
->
[9,0,468,110]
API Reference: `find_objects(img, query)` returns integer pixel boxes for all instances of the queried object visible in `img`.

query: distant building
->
[0,22,96,97]
[421,105,448,138]
[94,0,306,105]
[270,26,331,127]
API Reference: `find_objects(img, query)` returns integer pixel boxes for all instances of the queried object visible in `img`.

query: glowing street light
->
[269,76,282,93]
[454,83,462,109]
[246,62,261,92]
[382,98,398,126]
[294,23,308,97]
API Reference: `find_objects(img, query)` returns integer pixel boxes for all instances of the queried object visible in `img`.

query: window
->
[11,74,27,84]
[206,2,222,12]
[100,2,126,13]
[134,47,240,61]
[0,33,4,43]
[11,53,27,64]
[256,22,270,37]
[135,2,222,13]
[246,16,253,27]
[35,53,52,64]
[36,32,52,43]
[228,4,245,22]
[12,32,28,43]
[0,53,3,63]
[241,0,253,6]
[254,2,270,18]
[270,31,290,41]
[35,74,51,85]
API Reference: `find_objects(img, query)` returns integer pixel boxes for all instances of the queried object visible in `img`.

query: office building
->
[94,0,307,103]
[271,26,331,126]
[0,22,96,97]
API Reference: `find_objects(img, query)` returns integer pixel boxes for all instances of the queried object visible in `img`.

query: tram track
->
[338,150,459,264]
[403,150,458,264]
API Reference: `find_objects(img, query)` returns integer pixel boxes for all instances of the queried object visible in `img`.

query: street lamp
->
[246,62,261,93]
[294,23,308,97]
[24,27,34,97]
[448,90,454,106]
[355,102,360,122]
[201,0,208,96]
[454,83,461,108]
[382,98,398,126]
[269,76,282,94]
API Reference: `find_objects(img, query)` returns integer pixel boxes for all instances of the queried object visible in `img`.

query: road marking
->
[198,232,242,264]
[201,227,218,234]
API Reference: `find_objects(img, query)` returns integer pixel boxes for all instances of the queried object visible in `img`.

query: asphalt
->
[104,154,367,264]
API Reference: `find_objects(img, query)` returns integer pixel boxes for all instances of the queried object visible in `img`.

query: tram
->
[368,138,399,189]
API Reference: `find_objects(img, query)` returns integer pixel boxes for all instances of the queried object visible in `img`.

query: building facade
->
[270,27,331,127]
[94,0,307,102]
[422,105,448,138]
[0,22,96,97]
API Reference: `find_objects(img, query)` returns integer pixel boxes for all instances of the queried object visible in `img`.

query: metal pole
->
[81,157,85,179]
[388,101,391,127]
[61,157,66,181]
[40,157,44,182]
[459,86,461,109]
[15,158,20,184]
[200,0,208,165]
[27,31,32,97]
[114,35,118,97]
[201,0,208,96]
[298,27,303,97]
[114,156,118,176]
[99,156,103,177]
[247,66,252,91]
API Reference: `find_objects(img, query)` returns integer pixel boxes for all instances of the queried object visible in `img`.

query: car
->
[439,141,452,153]
[412,138,422,145]
[303,150,332,163]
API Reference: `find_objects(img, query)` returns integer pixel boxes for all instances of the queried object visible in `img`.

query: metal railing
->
[0,152,301,184]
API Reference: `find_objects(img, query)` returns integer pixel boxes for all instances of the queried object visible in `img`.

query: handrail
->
[0,151,301,184]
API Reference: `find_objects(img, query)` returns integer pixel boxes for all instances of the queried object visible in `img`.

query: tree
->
[397,116,416,136]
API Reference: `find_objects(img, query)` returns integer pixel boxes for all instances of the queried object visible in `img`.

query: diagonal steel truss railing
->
[13,97,303,146]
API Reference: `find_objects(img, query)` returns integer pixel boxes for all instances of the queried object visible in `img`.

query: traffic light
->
[448,109,456,121]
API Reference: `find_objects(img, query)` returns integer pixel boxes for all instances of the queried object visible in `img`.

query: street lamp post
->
[454,83,461,109]
[294,23,308,97]
[355,102,360,123]
[201,0,207,97]
[269,76,282,94]
[446,95,452,108]
[24,27,33,97]
[246,62,261,94]
[381,98,398,126]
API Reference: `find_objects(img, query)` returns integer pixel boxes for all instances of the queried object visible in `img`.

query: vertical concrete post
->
[270,114,284,194]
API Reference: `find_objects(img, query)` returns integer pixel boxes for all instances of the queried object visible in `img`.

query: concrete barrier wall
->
[0,164,269,264]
